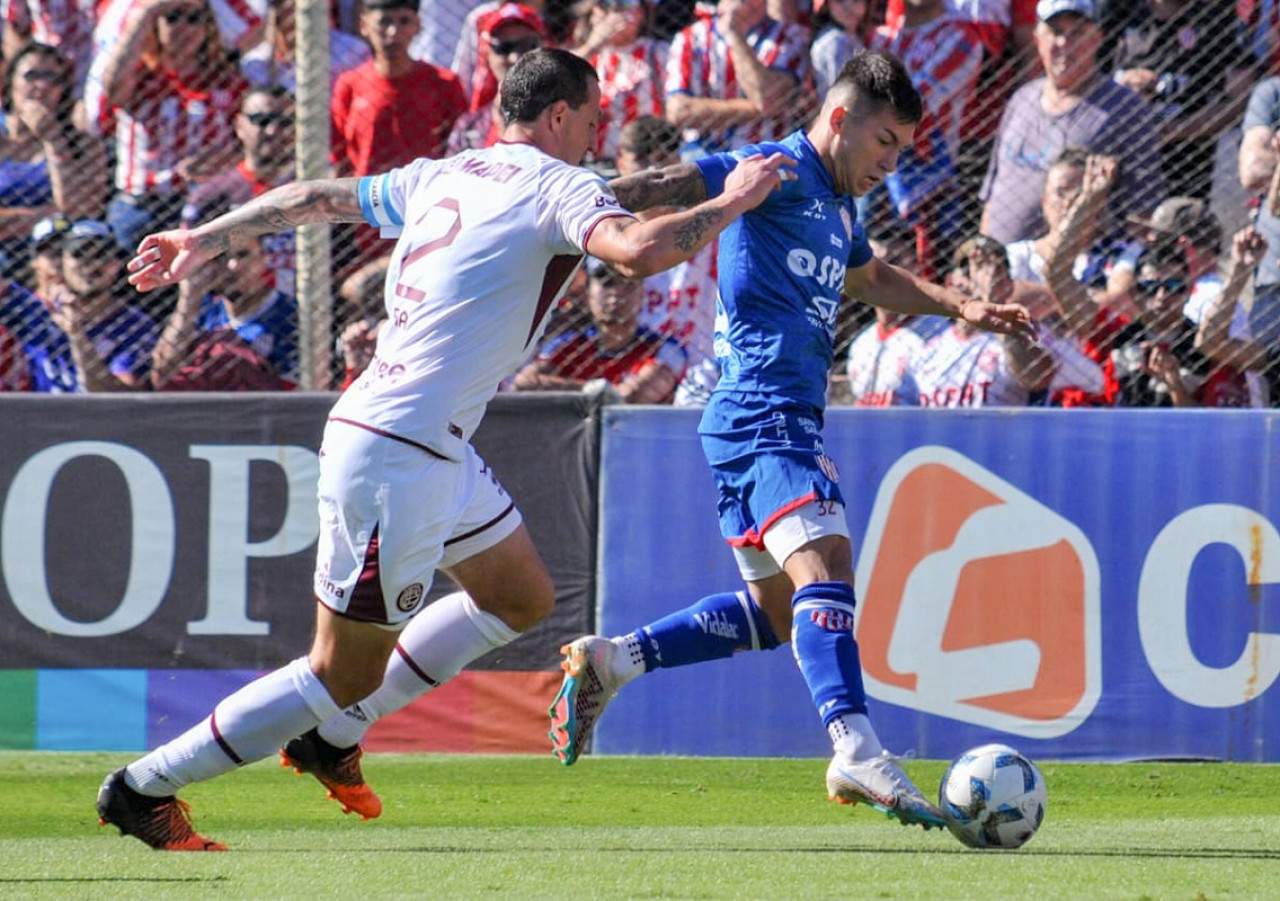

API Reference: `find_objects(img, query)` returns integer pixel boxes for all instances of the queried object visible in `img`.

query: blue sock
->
[790,581,868,727]
[631,591,780,671]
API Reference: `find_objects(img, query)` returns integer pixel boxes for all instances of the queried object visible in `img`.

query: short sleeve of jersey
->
[357,158,437,236]
[537,163,627,253]
[694,153,733,199]
[693,140,792,199]
[1244,77,1280,133]
[695,139,873,268]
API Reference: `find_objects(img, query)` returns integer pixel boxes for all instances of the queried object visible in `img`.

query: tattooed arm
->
[588,152,793,279]
[608,163,710,213]
[127,179,364,292]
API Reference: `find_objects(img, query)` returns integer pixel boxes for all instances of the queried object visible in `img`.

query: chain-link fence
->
[0,0,1274,405]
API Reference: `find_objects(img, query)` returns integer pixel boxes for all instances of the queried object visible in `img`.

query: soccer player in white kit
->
[96,48,794,851]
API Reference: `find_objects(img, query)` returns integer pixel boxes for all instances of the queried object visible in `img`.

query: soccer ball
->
[938,743,1046,849]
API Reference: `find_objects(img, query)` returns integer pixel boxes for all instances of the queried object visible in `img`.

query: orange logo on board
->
[854,447,1101,738]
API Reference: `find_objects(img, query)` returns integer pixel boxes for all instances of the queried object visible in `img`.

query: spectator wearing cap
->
[451,0,546,101]
[182,85,297,295]
[512,258,688,403]
[1108,0,1251,200]
[663,0,812,159]
[0,43,107,273]
[0,219,158,391]
[332,0,466,176]
[979,0,1166,247]
[447,3,546,154]
[26,213,70,308]
[1126,198,1236,328]
[98,0,250,253]
[572,0,667,164]
[151,234,297,390]
[1110,237,1250,406]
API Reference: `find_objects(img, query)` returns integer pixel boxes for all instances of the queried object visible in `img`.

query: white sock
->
[828,713,884,761]
[609,634,647,686]
[316,591,520,748]
[125,657,339,796]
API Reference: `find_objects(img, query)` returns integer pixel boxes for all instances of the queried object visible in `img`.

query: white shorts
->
[730,499,851,582]
[313,419,523,626]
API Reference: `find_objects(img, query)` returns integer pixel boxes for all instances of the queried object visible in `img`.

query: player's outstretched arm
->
[127,179,364,292]
[588,152,795,279]
[609,162,710,213]
[845,256,1038,341]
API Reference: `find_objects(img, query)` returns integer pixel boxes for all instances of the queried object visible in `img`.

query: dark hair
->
[499,48,598,125]
[240,83,294,113]
[1136,237,1189,277]
[3,42,74,123]
[617,114,680,160]
[829,49,922,124]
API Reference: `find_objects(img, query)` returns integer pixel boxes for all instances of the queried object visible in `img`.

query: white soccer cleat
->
[826,750,947,830]
[548,635,621,766]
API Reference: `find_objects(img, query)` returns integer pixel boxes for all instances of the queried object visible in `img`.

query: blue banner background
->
[596,408,1280,762]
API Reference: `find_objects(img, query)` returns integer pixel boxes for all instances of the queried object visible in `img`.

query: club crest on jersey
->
[839,207,853,242]
[396,583,424,613]
[816,452,840,483]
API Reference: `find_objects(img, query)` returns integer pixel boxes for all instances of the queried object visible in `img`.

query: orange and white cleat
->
[548,635,622,766]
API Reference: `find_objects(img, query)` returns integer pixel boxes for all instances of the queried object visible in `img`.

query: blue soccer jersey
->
[694,129,874,412]
[196,290,301,385]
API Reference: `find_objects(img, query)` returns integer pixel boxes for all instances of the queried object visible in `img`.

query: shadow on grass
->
[0,876,227,884]
[224,846,1280,861]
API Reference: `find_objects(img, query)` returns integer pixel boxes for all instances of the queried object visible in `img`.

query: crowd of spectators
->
[0,0,1276,407]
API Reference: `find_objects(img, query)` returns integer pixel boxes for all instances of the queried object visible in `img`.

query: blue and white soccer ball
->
[938,743,1046,849]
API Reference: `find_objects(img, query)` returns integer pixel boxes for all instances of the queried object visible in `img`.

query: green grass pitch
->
[2,751,1279,900]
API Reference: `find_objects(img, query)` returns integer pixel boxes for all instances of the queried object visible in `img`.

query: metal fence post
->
[294,0,332,390]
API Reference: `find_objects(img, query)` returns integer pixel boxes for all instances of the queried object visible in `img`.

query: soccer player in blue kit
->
[549,51,1038,828]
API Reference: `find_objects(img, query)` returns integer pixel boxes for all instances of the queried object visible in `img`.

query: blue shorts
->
[698,391,845,551]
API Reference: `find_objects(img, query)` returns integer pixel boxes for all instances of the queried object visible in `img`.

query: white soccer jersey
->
[909,326,1030,407]
[330,142,629,460]
[844,321,925,406]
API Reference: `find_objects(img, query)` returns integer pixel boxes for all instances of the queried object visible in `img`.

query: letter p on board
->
[854,447,1101,738]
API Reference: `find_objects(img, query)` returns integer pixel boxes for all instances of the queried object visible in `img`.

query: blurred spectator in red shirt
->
[331,0,466,176]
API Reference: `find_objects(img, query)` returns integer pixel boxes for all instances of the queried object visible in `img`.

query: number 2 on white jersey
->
[394,198,462,303]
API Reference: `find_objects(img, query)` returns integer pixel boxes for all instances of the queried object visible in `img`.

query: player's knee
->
[494,574,555,632]
[310,652,390,709]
